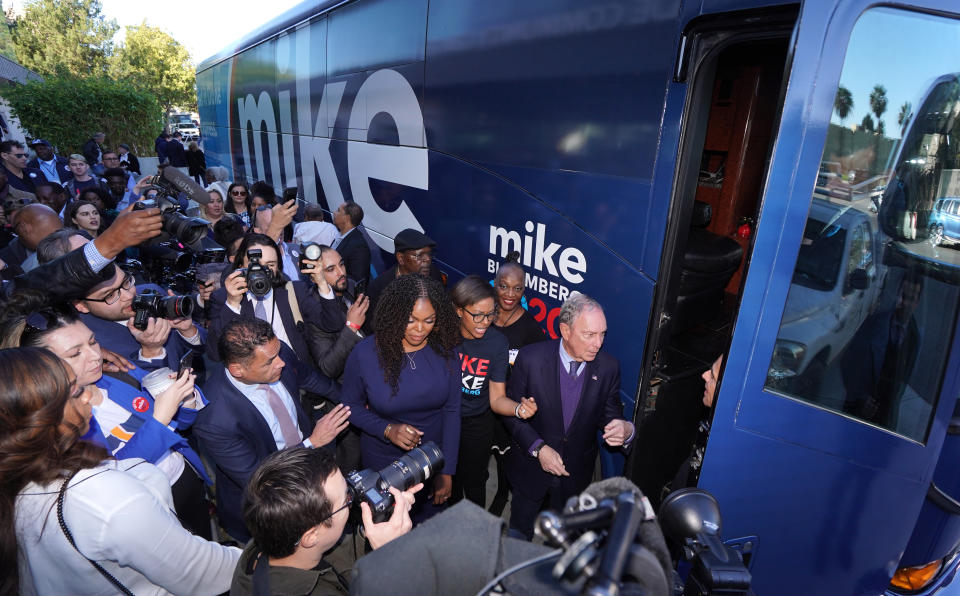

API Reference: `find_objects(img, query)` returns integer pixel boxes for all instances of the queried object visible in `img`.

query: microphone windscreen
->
[581,476,645,503]
[162,166,210,204]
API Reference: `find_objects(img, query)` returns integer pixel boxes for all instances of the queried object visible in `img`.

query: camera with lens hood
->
[346,441,444,522]
[132,289,194,330]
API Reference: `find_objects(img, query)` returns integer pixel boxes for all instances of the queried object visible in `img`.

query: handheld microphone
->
[152,166,210,204]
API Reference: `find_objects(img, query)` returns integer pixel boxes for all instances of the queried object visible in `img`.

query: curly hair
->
[0,347,109,594]
[373,274,459,394]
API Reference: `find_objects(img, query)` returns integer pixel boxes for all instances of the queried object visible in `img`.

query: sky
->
[8,0,306,65]
[833,7,960,138]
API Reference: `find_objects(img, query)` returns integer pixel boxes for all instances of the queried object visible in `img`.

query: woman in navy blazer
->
[340,274,462,522]
[1,303,213,538]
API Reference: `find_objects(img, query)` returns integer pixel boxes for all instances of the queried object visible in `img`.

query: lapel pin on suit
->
[591,375,598,381]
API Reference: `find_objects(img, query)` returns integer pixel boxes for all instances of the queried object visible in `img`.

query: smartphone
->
[354,278,368,297]
[282,187,299,205]
[177,352,194,379]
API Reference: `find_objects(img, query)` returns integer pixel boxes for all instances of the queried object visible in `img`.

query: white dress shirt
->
[225,369,312,449]
[225,288,294,350]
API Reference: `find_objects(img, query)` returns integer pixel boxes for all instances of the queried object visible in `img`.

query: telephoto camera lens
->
[158,295,194,319]
[378,441,444,494]
[345,442,445,522]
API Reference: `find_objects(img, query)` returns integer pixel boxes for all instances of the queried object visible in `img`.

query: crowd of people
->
[0,132,640,595]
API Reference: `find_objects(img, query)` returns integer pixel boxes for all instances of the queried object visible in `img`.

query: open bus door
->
[655,1,960,594]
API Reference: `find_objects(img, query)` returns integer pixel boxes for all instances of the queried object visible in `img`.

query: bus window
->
[765,8,960,442]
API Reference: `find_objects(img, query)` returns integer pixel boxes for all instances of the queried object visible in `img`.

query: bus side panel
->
[423,0,684,280]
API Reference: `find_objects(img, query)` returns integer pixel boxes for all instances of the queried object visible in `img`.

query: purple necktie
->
[259,383,301,448]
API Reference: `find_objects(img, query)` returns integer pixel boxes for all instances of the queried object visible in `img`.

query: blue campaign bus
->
[197,0,960,593]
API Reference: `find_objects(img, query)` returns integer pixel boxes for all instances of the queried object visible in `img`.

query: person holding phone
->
[0,301,214,538]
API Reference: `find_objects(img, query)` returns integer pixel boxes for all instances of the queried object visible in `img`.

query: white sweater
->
[16,459,240,595]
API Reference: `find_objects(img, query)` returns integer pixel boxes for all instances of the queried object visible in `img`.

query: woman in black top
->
[489,258,546,515]
[451,276,537,508]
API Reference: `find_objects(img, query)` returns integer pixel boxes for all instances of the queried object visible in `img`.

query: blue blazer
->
[82,366,211,483]
[28,154,74,184]
[503,339,625,499]
[80,286,206,372]
[206,280,341,367]
[194,343,340,542]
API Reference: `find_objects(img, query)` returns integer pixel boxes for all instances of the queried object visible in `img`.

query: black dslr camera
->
[132,289,194,330]
[346,441,444,522]
[132,195,208,246]
[237,248,273,298]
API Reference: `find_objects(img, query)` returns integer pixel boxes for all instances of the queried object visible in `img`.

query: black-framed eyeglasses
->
[294,485,356,547]
[5,152,27,158]
[84,273,134,305]
[231,190,248,196]
[463,306,498,323]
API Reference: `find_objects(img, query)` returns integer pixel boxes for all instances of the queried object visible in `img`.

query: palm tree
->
[869,85,888,134]
[898,101,912,134]
[861,113,875,133]
[834,86,854,154]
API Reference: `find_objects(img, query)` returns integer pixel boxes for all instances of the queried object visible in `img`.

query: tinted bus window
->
[765,8,960,442]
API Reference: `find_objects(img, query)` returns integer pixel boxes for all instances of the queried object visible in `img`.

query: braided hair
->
[372,274,459,394]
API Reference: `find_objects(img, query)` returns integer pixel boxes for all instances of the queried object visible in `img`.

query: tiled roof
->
[0,54,41,84]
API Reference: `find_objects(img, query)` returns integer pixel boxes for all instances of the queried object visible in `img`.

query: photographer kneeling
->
[232,446,420,595]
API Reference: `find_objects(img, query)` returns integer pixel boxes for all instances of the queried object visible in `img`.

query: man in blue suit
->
[194,316,349,542]
[73,264,205,372]
[503,293,634,539]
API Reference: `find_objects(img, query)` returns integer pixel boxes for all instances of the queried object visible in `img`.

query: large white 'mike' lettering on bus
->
[233,27,427,253]
[488,221,587,302]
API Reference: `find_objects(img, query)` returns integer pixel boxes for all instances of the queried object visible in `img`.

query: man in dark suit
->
[206,233,341,367]
[503,293,634,538]
[332,201,371,284]
[27,139,73,186]
[195,317,348,541]
[166,132,188,169]
[73,264,205,372]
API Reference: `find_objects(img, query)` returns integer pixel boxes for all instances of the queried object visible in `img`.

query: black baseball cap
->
[29,139,51,147]
[393,228,436,253]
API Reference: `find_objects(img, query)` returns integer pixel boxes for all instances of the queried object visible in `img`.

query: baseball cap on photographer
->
[393,229,436,254]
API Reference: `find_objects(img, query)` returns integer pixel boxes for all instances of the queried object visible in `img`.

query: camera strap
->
[57,470,135,595]
[285,282,303,326]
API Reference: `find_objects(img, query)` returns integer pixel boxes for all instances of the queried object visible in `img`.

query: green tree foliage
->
[834,86,854,155]
[11,0,118,76]
[860,113,875,133]
[897,101,912,133]
[834,86,854,123]
[3,76,162,155]
[110,22,195,114]
[869,84,888,134]
[0,20,16,60]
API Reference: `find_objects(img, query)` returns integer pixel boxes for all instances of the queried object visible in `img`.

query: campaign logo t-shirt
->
[456,327,509,417]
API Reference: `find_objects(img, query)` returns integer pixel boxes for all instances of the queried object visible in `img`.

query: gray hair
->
[207,166,230,182]
[37,229,90,264]
[558,292,603,327]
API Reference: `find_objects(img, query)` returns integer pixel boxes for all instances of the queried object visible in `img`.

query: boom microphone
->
[154,166,210,204]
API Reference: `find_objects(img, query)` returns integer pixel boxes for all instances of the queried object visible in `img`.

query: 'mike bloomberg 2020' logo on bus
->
[229,28,426,254]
